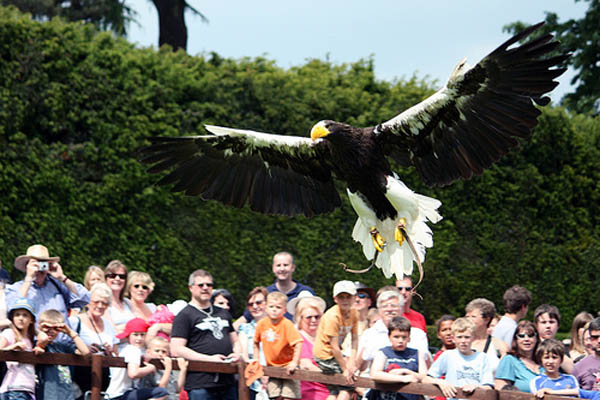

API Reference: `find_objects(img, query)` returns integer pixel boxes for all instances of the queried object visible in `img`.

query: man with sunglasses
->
[395,276,427,333]
[573,317,600,390]
[6,244,90,344]
[170,269,240,400]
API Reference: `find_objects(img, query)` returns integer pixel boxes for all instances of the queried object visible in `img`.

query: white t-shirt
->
[358,319,432,367]
[492,316,518,347]
[105,344,143,398]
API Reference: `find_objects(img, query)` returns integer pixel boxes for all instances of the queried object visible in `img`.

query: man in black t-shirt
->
[170,269,240,400]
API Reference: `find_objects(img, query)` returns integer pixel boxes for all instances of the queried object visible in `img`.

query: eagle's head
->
[310,120,351,141]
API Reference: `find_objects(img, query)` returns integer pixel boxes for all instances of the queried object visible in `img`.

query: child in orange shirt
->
[313,280,359,400]
[253,291,303,400]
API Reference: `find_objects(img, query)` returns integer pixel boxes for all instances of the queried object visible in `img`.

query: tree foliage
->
[0,0,134,34]
[1,7,599,330]
[505,0,600,114]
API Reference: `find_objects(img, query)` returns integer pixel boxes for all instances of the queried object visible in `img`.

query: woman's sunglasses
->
[133,283,150,291]
[106,273,127,280]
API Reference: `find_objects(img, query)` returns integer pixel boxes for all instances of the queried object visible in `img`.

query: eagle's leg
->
[394,217,408,245]
[369,226,387,252]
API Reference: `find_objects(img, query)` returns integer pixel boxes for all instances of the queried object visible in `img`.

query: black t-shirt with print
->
[171,304,234,390]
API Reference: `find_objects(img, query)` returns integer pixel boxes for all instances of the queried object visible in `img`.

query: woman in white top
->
[465,298,508,372]
[73,283,118,354]
[105,260,134,334]
[70,283,118,394]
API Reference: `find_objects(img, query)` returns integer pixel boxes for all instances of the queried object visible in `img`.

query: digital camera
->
[38,261,50,271]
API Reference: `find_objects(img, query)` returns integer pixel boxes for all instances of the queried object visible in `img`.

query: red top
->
[403,308,426,332]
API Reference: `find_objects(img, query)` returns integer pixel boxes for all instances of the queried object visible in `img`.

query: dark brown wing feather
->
[138,127,341,218]
[376,21,569,187]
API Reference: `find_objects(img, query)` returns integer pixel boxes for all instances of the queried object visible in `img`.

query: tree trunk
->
[151,0,187,51]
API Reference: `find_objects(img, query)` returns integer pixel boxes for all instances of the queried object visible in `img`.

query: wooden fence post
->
[237,360,251,400]
[90,354,103,400]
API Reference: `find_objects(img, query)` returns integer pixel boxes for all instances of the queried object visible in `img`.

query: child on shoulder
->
[313,280,360,400]
[530,338,579,397]
[253,291,303,400]
[423,317,493,400]
[105,318,169,400]
[0,298,37,400]
[35,309,90,400]
[370,316,427,400]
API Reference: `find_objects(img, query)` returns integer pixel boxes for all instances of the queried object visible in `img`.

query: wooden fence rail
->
[0,351,577,400]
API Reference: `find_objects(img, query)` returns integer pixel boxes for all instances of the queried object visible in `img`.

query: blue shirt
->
[379,346,420,400]
[36,341,77,400]
[530,373,579,394]
[428,349,494,389]
[6,276,90,343]
[496,354,543,392]
[242,280,314,321]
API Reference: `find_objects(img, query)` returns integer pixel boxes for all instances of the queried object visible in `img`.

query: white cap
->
[333,280,357,297]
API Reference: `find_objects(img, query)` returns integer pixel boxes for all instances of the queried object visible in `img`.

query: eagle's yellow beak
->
[310,124,330,141]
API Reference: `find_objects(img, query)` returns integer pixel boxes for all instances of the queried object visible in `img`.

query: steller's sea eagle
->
[139,22,568,280]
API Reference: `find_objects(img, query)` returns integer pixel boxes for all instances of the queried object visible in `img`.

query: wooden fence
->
[0,351,578,400]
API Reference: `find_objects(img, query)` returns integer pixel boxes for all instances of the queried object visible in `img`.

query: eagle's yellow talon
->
[395,218,407,245]
[369,226,386,252]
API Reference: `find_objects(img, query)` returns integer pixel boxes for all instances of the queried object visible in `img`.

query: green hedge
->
[1,7,599,330]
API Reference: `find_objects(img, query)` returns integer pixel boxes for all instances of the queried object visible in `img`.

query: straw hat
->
[14,244,60,272]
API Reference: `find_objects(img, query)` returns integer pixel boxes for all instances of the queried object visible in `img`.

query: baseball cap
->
[116,318,149,339]
[333,280,357,297]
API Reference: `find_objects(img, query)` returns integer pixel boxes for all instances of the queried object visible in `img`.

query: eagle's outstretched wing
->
[376,22,569,187]
[139,126,341,217]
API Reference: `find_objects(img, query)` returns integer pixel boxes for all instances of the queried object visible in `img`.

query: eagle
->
[139,22,567,280]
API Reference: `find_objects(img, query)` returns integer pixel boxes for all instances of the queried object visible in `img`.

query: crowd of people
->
[0,244,599,400]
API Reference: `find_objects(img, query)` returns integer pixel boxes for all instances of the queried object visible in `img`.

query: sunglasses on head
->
[516,332,537,339]
[133,283,150,291]
[357,292,369,299]
[107,273,127,280]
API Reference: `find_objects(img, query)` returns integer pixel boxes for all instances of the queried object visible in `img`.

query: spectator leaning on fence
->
[0,298,37,398]
[494,320,542,392]
[7,244,90,344]
[370,316,427,400]
[170,269,240,400]
[106,318,169,400]
[530,338,579,398]
[423,317,494,399]
[34,309,90,400]
[254,291,304,400]
[313,280,358,400]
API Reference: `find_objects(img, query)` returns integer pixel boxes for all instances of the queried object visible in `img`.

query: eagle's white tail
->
[348,176,442,280]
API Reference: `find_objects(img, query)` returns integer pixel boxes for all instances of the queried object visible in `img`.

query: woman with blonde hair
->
[105,260,133,334]
[84,266,105,291]
[126,271,157,320]
[289,293,328,400]
[569,311,594,362]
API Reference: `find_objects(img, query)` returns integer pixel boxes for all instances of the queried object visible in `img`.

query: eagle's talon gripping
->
[369,226,386,252]
[395,218,407,245]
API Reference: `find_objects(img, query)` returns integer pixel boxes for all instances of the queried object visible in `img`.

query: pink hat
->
[116,318,149,339]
